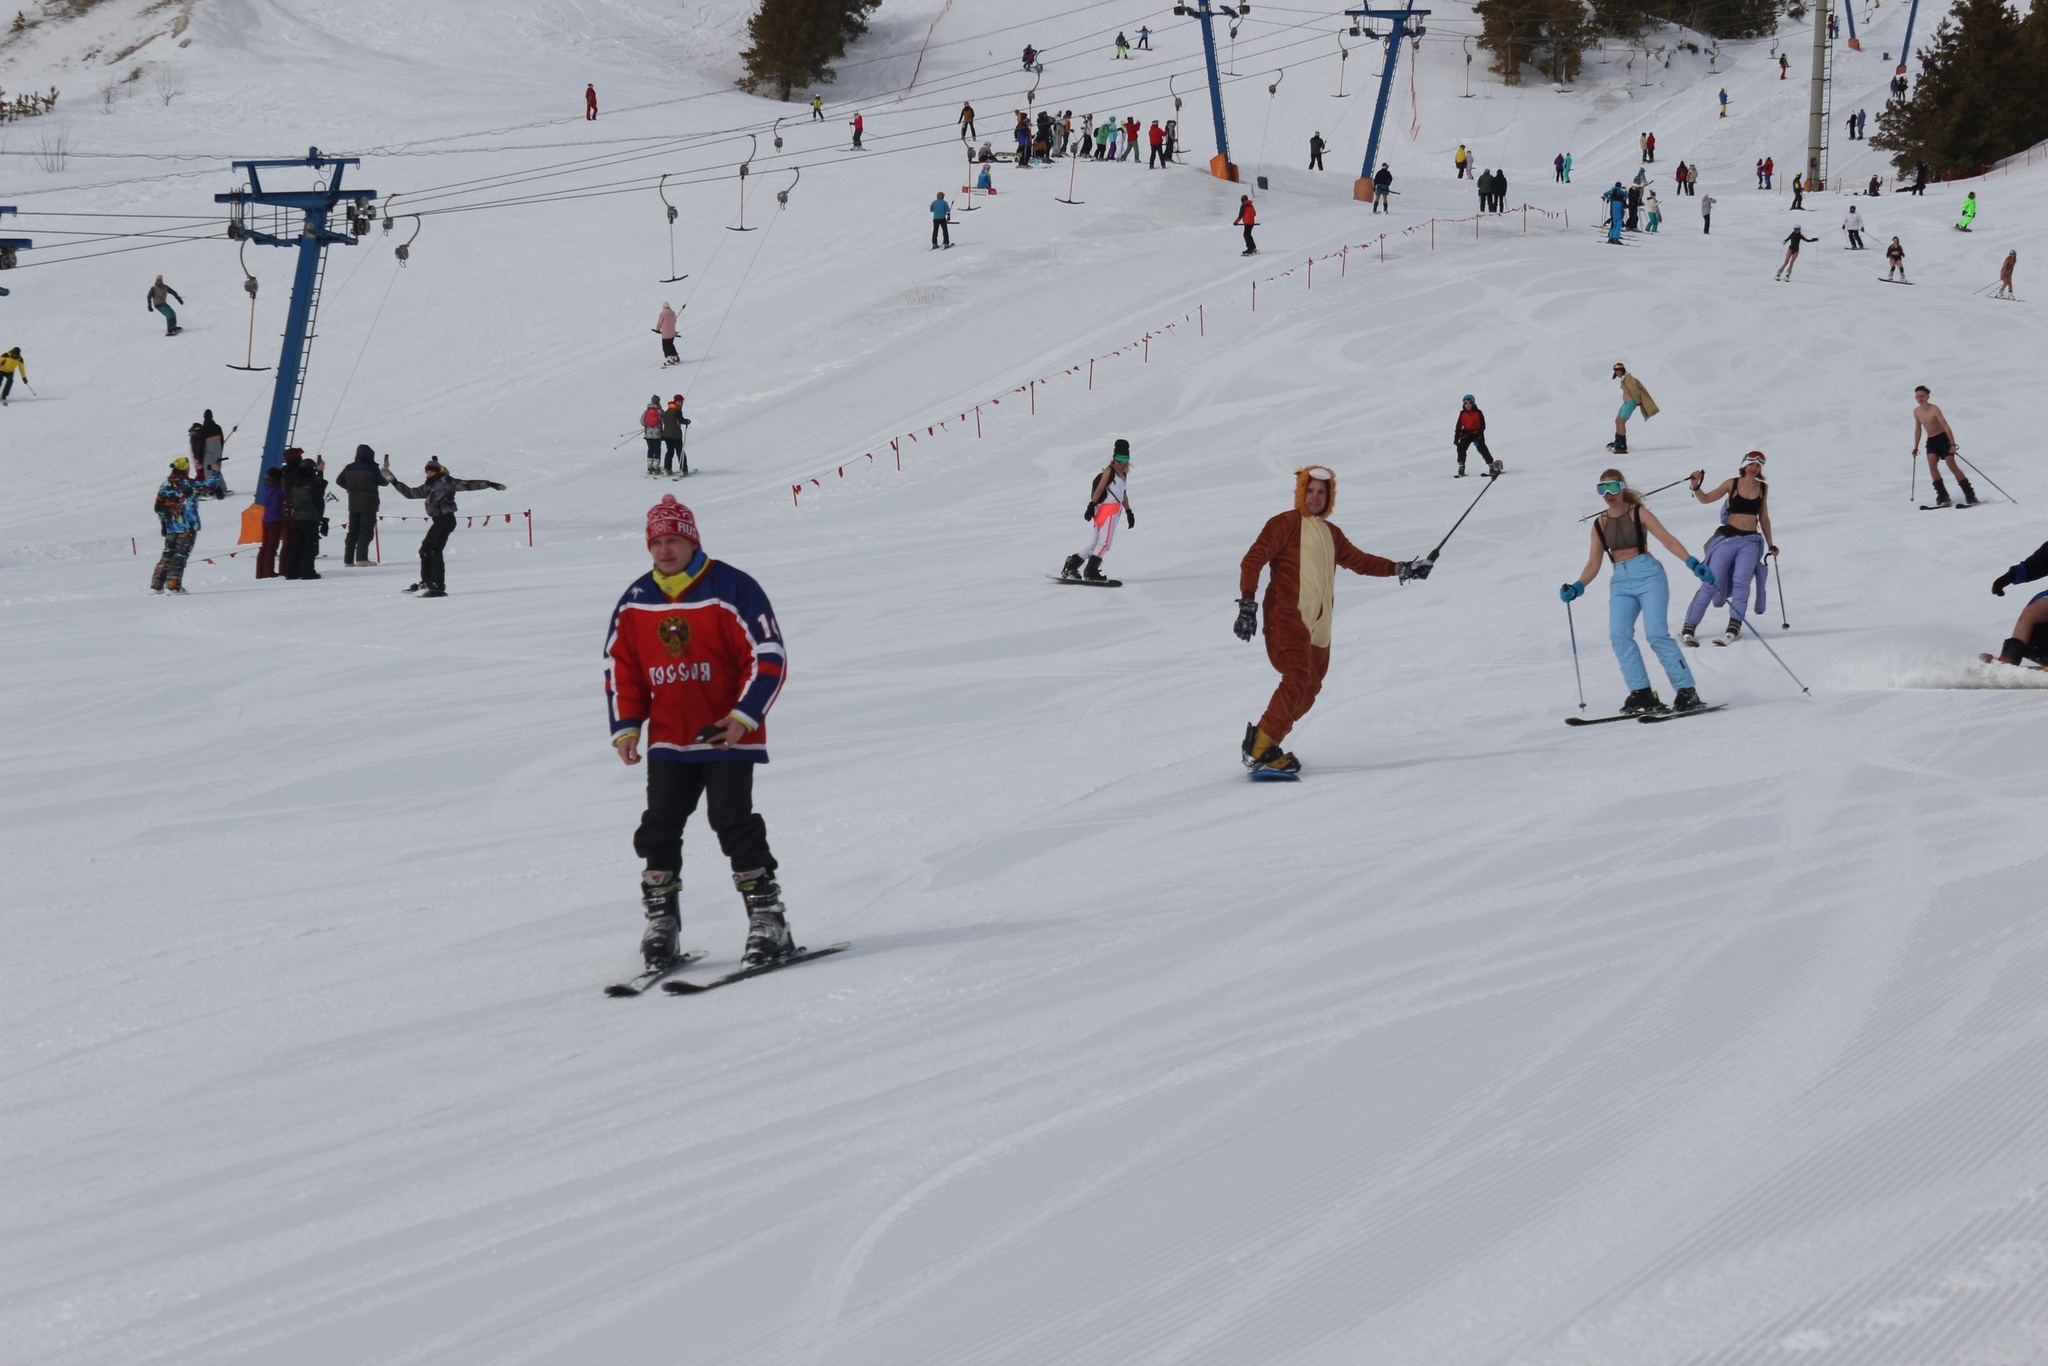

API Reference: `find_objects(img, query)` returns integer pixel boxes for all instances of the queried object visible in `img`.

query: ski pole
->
[1910,448,1917,503]
[612,431,640,450]
[1771,549,1789,629]
[1743,618,1811,694]
[1423,466,1501,561]
[1956,452,2018,504]
[1579,475,1690,521]
[1566,600,1587,711]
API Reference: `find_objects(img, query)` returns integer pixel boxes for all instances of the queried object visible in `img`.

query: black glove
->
[1125,508,1136,528]
[1396,558,1432,583]
[1233,598,1258,641]
[318,517,330,536]
[1992,570,2014,597]
[1083,502,1098,522]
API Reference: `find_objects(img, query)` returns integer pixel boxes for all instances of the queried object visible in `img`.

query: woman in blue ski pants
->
[1562,468,1716,714]
[1681,451,1776,643]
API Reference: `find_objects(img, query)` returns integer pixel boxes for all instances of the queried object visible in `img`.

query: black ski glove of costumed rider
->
[1233,598,1258,640]
[1396,558,1432,583]
[1992,569,2015,596]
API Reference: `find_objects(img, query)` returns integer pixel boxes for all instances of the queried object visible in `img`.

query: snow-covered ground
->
[4,2,2046,1363]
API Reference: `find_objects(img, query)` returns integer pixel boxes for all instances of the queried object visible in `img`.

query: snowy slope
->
[4,2,2047,1364]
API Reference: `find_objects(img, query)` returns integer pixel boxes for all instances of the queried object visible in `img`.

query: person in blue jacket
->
[1604,182,1628,243]
[151,456,225,593]
[1989,542,2048,667]
[930,191,951,248]
[335,444,389,567]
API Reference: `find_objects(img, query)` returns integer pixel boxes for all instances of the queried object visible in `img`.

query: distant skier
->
[1608,362,1656,453]
[655,302,679,366]
[1909,160,1927,196]
[254,467,286,579]
[1701,191,1716,234]
[1775,226,1818,280]
[1452,395,1501,477]
[585,84,597,120]
[0,346,24,404]
[193,409,226,490]
[810,95,824,121]
[930,190,951,249]
[1955,191,1977,231]
[1789,173,1805,211]
[1059,439,1134,584]
[1021,44,1038,71]
[1114,31,1130,58]
[1994,249,2018,299]
[1604,182,1627,243]
[1779,52,1789,78]
[1719,87,1728,117]
[1645,187,1663,232]
[1911,385,1978,507]
[1234,195,1257,254]
[661,395,690,476]
[1626,182,1643,231]
[1884,236,1908,281]
[383,455,507,596]
[1679,451,1775,646]
[1372,163,1393,212]
[1644,131,1656,163]
[959,101,975,140]
[1560,469,1713,716]
[146,275,184,335]
[335,444,388,568]
[641,395,664,473]
[1137,25,1151,49]
[1309,132,1325,170]
[1554,151,1566,182]
[1763,157,1774,189]
[1562,151,1572,183]
[1842,204,1866,249]
[1986,541,2048,667]
[850,112,864,149]
[150,456,224,594]
[604,494,796,971]
[1454,144,1470,179]
[1235,466,1430,775]
[1149,120,1167,167]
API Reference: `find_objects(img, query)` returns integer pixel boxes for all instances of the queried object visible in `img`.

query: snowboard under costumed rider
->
[605,495,798,971]
[1235,467,1432,775]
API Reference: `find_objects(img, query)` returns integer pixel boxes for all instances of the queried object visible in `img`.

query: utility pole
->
[1173,0,1241,181]
[1806,0,1832,190]
[214,148,376,491]
[1345,3,1431,204]
[0,206,28,296]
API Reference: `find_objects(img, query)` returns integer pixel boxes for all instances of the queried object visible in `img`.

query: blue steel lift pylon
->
[0,205,29,296]
[214,148,376,494]
[1345,3,1431,204]
[1173,0,1241,181]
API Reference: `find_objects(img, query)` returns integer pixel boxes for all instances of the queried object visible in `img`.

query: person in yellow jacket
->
[1608,361,1658,454]
[0,346,23,405]
[1453,144,1470,179]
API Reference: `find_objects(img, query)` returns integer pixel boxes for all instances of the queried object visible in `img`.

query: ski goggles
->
[1740,451,1767,466]
[1596,479,1626,496]
[1304,466,1335,482]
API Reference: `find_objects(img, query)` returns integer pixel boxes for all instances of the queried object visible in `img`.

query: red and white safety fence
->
[373,510,533,564]
[788,202,1571,507]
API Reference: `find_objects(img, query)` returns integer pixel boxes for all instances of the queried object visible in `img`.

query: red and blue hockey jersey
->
[604,552,786,763]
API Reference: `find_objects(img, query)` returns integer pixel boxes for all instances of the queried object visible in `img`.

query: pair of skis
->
[1565,704,1728,726]
[605,943,851,997]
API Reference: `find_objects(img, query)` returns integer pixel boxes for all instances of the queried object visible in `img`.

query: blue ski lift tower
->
[1173,0,1243,181]
[1345,3,1431,204]
[215,149,376,491]
[0,205,29,296]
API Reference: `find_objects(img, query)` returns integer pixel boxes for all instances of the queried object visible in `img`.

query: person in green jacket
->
[1956,191,1978,231]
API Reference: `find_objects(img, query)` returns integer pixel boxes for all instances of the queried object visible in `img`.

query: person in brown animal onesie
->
[1234,466,1431,774]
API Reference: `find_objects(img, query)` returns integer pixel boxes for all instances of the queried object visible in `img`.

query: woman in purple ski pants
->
[1682,452,1775,645]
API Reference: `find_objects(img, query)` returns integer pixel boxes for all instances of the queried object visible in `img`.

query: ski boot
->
[647,457,661,477]
[1671,686,1707,713]
[1958,477,1980,506]
[1605,436,1629,454]
[1619,687,1664,715]
[1081,555,1108,583]
[1997,637,2028,666]
[1241,724,1300,774]
[1680,622,1699,647]
[735,868,795,966]
[420,585,447,598]
[640,869,682,969]
[1455,462,1468,478]
[1487,459,1504,476]
[1930,479,1953,508]
[1060,553,1084,581]
[1717,619,1743,645]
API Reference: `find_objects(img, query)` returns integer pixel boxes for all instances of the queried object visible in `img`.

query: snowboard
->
[1248,766,1301,782]
[1878,277,1915,284]
[1978,653,2045,671]
[1049,576,1122,588]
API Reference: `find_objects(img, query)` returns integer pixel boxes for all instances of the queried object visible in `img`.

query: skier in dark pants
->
[1309,132,1325,170]
[1234,195,1257,254]
[931,191,952,248]
[661,395,690,475]
[384,456,505,596]
[279,448,327,580]
[1452,396,1500,477]
[150,456,224,593]
[606,495,798,970]
[335,444,388,566]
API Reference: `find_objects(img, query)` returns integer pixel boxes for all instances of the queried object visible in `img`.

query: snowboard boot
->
[1718,619,1743,645]
[1998,637,2028,666]
[1670,686,1707,713]
[1241,724,1299,773]
[1680,622,1698,647]
[1060,553,1085,581]
[1958,477,1979,506]
[1931,479,1953,507]
[735,868,795,966]
[1081,555,1107,583]
[640,870,682,969]
[420,585,447,598]
[1619,687,1664,715]
[1606,435,1629,454]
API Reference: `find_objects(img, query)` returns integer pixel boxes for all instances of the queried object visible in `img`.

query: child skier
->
[605,495,796,972]
[1452,396,1501,477]
[1680,451,1775,646]
[1560,470,1715,715]
[1608,362,1657,453]
[1060,440,1135,583]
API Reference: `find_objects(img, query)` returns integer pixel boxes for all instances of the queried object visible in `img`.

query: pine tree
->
[1688,0,1780,40]
[1872,0,2047,175]
[738,0,882,102]
[1476,0,1592,83]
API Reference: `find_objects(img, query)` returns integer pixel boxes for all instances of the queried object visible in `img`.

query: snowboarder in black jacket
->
[384,457,506,597]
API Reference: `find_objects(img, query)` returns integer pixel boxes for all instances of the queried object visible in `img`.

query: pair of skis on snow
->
[1565,704,1728,727]
[605,943,851,997]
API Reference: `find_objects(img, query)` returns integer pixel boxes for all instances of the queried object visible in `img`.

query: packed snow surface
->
[3,1,2045,1362]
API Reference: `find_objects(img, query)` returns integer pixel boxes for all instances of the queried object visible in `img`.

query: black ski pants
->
[634,759,775,876]
[419,512,456,588]
[1309,149,1323,170]
[284,518,321,578]
[344,508,376,565]
[1241,224,1256,253]
[1455,433,1493,468]
[663,436,684,474]
[932,218,950,247]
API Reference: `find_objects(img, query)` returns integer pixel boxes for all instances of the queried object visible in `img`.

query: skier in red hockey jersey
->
[605,495,797,970]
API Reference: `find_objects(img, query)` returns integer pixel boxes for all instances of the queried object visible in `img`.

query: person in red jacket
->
[1234,195,1257,255]
[1452,394,1502,478]
[606,495,797,970]
[1147,120,1167,168]
[585,84,597,120]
